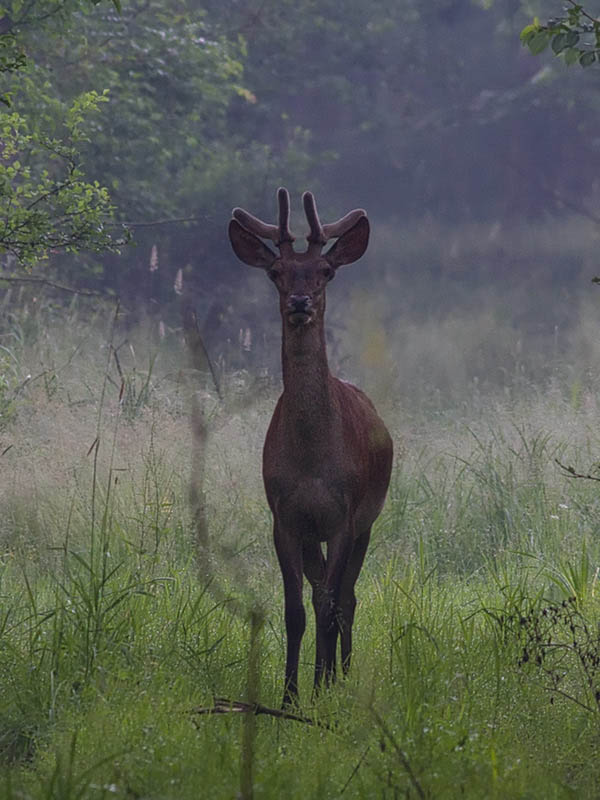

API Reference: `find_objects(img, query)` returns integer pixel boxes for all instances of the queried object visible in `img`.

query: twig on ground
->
[370,707,425,799]
[191,697,316,726]
[340,745,371,795]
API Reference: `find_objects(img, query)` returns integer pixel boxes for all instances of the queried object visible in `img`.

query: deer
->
[228,188,393,707]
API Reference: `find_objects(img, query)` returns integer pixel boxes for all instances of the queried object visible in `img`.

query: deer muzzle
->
[286,295,313,326]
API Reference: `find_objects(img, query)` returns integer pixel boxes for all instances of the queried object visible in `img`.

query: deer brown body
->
[229,189,393,706]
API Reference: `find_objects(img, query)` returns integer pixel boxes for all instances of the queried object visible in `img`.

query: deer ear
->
[324,216,369,269]
[228,219,277,269]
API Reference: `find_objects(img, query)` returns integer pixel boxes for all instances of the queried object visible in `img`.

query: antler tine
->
[303,192,366,247]
[303,191,326,246]
[276,187,295,244]
[233,190,366,250]
[232,188,295,246]
[232,207,279,243]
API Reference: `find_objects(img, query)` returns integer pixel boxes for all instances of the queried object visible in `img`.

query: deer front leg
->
[302,539,327,690]
[338,528,371,675]
[274,526,305,707]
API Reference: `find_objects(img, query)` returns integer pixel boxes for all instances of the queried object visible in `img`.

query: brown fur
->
[229,189,393,706]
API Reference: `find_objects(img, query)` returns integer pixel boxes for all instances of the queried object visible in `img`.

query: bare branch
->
[555,458,600,482]
[110,216,200,228]
[565,0,600,26]
[182,302,222,399]
[0,275,108,297]
[191,697,317,726]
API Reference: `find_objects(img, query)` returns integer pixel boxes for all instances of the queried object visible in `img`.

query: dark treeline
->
[4,0,600,376]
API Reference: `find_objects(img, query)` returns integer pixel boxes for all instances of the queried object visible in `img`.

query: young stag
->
[228,188,393,706]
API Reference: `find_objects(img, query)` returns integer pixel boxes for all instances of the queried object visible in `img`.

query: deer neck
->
[280,316,334,427]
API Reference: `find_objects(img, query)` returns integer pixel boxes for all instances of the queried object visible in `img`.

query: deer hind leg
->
[338,528,371,675]
[315,531,355,690]
[274,526,305,707]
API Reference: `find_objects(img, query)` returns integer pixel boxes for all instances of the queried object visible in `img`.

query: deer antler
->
[302,192,366,251]
[232,187,295,247]
[232,188,366,256]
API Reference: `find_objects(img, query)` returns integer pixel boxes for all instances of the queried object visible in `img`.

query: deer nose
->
[287,295,312,314]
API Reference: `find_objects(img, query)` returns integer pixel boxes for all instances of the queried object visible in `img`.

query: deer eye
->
[321,266,335,281]
[267,268,282,282]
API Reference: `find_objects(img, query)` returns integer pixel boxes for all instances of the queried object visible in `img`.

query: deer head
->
[228,188,369,329]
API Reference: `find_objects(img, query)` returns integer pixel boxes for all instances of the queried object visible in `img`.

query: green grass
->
[2,296,600,797]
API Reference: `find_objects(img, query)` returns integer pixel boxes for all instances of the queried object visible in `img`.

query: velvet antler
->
[232,187,295,250]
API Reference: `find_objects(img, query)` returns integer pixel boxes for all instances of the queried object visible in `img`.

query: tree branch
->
[110,215,201,228]
[555,458,600,482]
[566,0,600,26]
[0,274,108,297]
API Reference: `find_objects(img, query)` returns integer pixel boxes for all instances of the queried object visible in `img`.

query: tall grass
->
[1,292,600,797]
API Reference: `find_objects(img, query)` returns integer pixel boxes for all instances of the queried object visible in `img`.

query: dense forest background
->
[3,0,600,404]
[8,6,600,796]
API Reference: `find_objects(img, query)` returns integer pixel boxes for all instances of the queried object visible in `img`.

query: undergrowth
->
[1,296,600,797]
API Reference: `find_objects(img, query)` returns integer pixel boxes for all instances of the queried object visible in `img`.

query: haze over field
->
[4,0,600,397]
[4,1,600,797]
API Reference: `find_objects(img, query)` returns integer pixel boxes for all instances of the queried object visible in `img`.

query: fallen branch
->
[370,707,425,800]
[191,697,316,726]
[340,745,371,795]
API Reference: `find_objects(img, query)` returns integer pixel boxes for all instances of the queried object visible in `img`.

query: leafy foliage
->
[0,92,127,266]
[0,32,26,106]
[521,2,600,67]
[516,597,600,715]
[36,0,249,221]
[2,0,596,298]
[0,1,125,267]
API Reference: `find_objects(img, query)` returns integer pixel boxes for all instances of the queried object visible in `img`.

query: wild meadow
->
[2,279,600,799]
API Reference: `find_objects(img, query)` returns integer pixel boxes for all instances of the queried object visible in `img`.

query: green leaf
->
[565,31,580,48]
[564,47,581,66]
[580,51,596,67]
[528,31,551,56]
[552,33,568,55]
[520,24,539,45]
[567,5,583,25]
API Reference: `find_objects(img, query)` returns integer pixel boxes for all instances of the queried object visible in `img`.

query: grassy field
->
[2,294,600,798]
